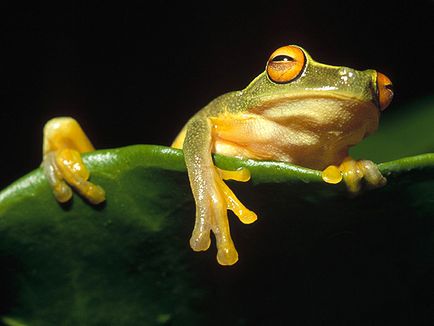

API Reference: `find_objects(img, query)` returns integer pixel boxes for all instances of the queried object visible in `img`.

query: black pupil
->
[272,55,294,62]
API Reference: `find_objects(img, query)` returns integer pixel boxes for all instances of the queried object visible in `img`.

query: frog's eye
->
[266,45,305,83]
[376,72,394,111]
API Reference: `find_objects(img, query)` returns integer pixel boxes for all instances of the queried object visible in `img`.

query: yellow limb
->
[42,117,105,204]
[183,117,258,266]
[188,176,238,266]
[43,117,95,155]
[212,167,257,265]
[210,197,239,266]
[43,152,73,203]
[356,160,387,188]
[215,167,257,224]
[188,167,257,266]
[55,149,105,204]
[339,157,364,193]
[321,156,386,194]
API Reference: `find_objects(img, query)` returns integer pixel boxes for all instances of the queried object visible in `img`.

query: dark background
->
[1,1,434,325]
[1,1,434,187]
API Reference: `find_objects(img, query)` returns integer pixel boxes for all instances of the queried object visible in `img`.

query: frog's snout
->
[376,72,393,111]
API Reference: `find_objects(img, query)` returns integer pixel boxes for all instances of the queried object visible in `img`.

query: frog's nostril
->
[376,72,393,111]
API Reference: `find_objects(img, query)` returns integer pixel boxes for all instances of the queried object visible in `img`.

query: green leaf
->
[1,98,434,325]
[0,144,433,325]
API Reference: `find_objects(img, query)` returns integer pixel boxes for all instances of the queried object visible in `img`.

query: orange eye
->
[376,72,394,111]
[266,45,305,83]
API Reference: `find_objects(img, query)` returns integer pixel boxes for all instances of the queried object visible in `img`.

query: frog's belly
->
[211,113,370,170]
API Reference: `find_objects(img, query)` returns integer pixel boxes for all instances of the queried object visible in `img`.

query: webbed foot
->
[41,117,105,204]
[322,157,386,194]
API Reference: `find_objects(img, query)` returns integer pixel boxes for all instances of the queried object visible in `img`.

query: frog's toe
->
[216,167,258,224]
[322,157,386,194]
[216,242,239,266]
[357,160,387,188]
[190,221,211,252]
[208,201,239,265]
[43,152,73,202]
[339,157,364,193]
[321,165,343,184]
[190,197,239,265]
[42,148,105,204]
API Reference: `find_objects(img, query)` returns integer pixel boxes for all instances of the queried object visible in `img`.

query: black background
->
[2,1,434,187]
[1,1,434,324]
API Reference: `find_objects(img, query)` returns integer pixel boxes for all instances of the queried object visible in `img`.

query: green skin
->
[175,45,385,265]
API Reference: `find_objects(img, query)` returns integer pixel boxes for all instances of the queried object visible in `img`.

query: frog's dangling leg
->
[321,156,386,194]
[41,117,105,204]
[183,117,257,265]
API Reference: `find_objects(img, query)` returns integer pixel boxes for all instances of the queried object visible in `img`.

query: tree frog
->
[41,44,393,266]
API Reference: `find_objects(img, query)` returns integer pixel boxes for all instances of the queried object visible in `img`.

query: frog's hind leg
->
[42,117,105,204]
[183,117,257,265]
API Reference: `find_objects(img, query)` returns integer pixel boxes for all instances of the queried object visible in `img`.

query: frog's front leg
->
[322,156,386,193]
[42,117,105,204]
[183,116,257,265]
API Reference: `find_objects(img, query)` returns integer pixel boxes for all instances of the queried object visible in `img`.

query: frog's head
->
[244,45,394,141]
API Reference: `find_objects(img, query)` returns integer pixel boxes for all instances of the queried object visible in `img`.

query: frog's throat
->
[249,94,380,136]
